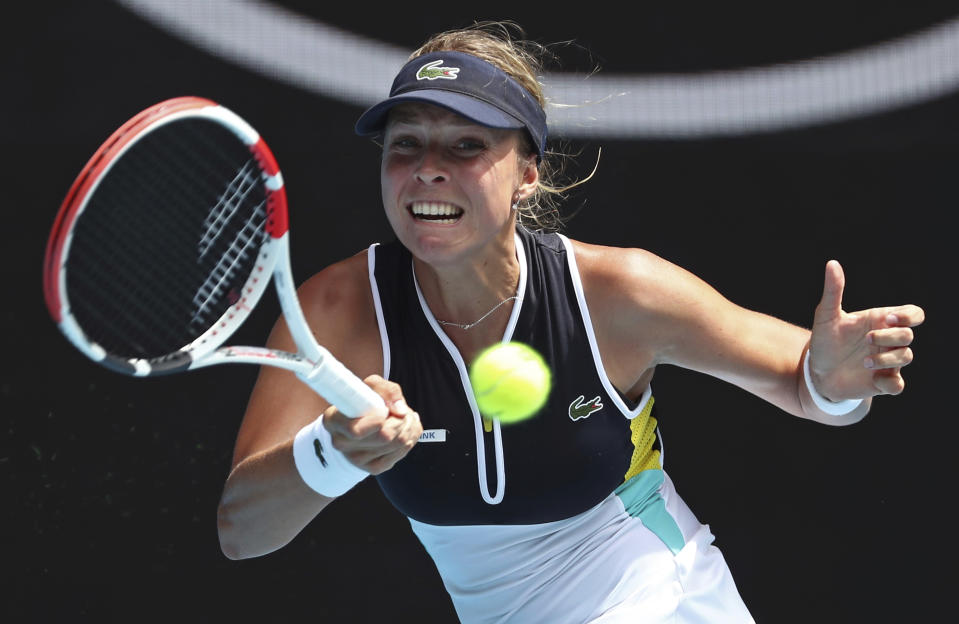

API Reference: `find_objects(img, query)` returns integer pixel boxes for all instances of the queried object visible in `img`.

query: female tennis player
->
[216,21,924,623]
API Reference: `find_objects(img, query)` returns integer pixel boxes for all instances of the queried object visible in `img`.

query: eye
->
[389,135,420,151]
[453,137,486,153]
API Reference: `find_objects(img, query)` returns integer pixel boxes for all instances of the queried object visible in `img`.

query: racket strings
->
[86,138,238,318]
[198,160,261,259]
[65,118,269,360]
[192,164,266,328]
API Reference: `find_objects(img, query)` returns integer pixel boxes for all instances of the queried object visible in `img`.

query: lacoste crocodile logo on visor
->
[416,60,460,80]
[569,395,603,421]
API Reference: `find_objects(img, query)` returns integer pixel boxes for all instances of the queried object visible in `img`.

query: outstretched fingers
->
[865,304,924,396]
[865,304,924,368]
[882,304,926,329]
[809,260,925,401]
[865,346,914,370]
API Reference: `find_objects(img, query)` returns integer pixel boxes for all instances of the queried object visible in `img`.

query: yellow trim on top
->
[624,395,660,481]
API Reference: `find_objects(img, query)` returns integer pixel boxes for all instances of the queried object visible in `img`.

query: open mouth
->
[408,201,464,224]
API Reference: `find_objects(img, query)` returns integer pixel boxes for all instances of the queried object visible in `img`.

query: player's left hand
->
[807,260,925,402]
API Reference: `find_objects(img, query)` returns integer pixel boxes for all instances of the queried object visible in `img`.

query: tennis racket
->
[43,96,384,418]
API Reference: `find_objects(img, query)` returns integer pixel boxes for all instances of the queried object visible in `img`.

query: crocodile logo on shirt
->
[416,60,460,80]
[569,395,603,421]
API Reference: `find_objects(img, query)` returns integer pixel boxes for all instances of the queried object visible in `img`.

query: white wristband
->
[803,350,863,416]
[292,416,368,497]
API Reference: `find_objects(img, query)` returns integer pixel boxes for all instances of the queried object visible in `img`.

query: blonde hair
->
[411,21,593,232]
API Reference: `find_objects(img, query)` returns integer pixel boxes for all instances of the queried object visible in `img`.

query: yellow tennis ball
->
[469,341,551,424]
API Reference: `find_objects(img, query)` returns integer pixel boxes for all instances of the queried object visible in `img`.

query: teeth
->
[411,201,459,216]
[410,201,463,222]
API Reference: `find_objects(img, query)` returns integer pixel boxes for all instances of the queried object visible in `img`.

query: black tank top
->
[371,227,656,525]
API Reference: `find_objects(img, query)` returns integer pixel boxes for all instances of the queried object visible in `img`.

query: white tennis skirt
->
[409,470,754,624]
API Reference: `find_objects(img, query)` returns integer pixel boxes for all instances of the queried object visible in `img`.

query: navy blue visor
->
[355,51,547,160]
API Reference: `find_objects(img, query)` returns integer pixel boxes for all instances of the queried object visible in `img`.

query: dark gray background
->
[4,2,954,621]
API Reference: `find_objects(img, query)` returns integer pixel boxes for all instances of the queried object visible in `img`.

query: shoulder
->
[566,238,732,365]
[295,248,383,377]
[298,248,372,313]
[567,238,659,278]
[567,238,697,310]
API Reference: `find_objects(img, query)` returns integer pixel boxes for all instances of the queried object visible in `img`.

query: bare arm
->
[217,253,421,560]
[573,242,923,425]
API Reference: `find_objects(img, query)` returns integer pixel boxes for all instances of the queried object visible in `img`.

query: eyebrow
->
[388,104,480,129]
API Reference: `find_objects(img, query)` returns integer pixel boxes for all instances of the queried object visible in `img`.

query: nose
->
[414,147,447,185]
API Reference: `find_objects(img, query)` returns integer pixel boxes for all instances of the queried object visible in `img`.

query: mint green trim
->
[614,469,685,555]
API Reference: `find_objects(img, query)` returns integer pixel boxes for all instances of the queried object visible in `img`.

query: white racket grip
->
[296,356,387,418]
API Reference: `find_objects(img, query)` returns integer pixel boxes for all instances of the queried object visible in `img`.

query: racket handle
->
[296,356,387,418]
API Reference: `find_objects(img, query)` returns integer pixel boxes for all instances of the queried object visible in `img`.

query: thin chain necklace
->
[435,296,519,330]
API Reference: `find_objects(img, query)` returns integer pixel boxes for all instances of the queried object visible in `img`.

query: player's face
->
[380,103,537,266]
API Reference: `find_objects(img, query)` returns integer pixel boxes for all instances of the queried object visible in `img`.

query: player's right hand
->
[322,375,422,474]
